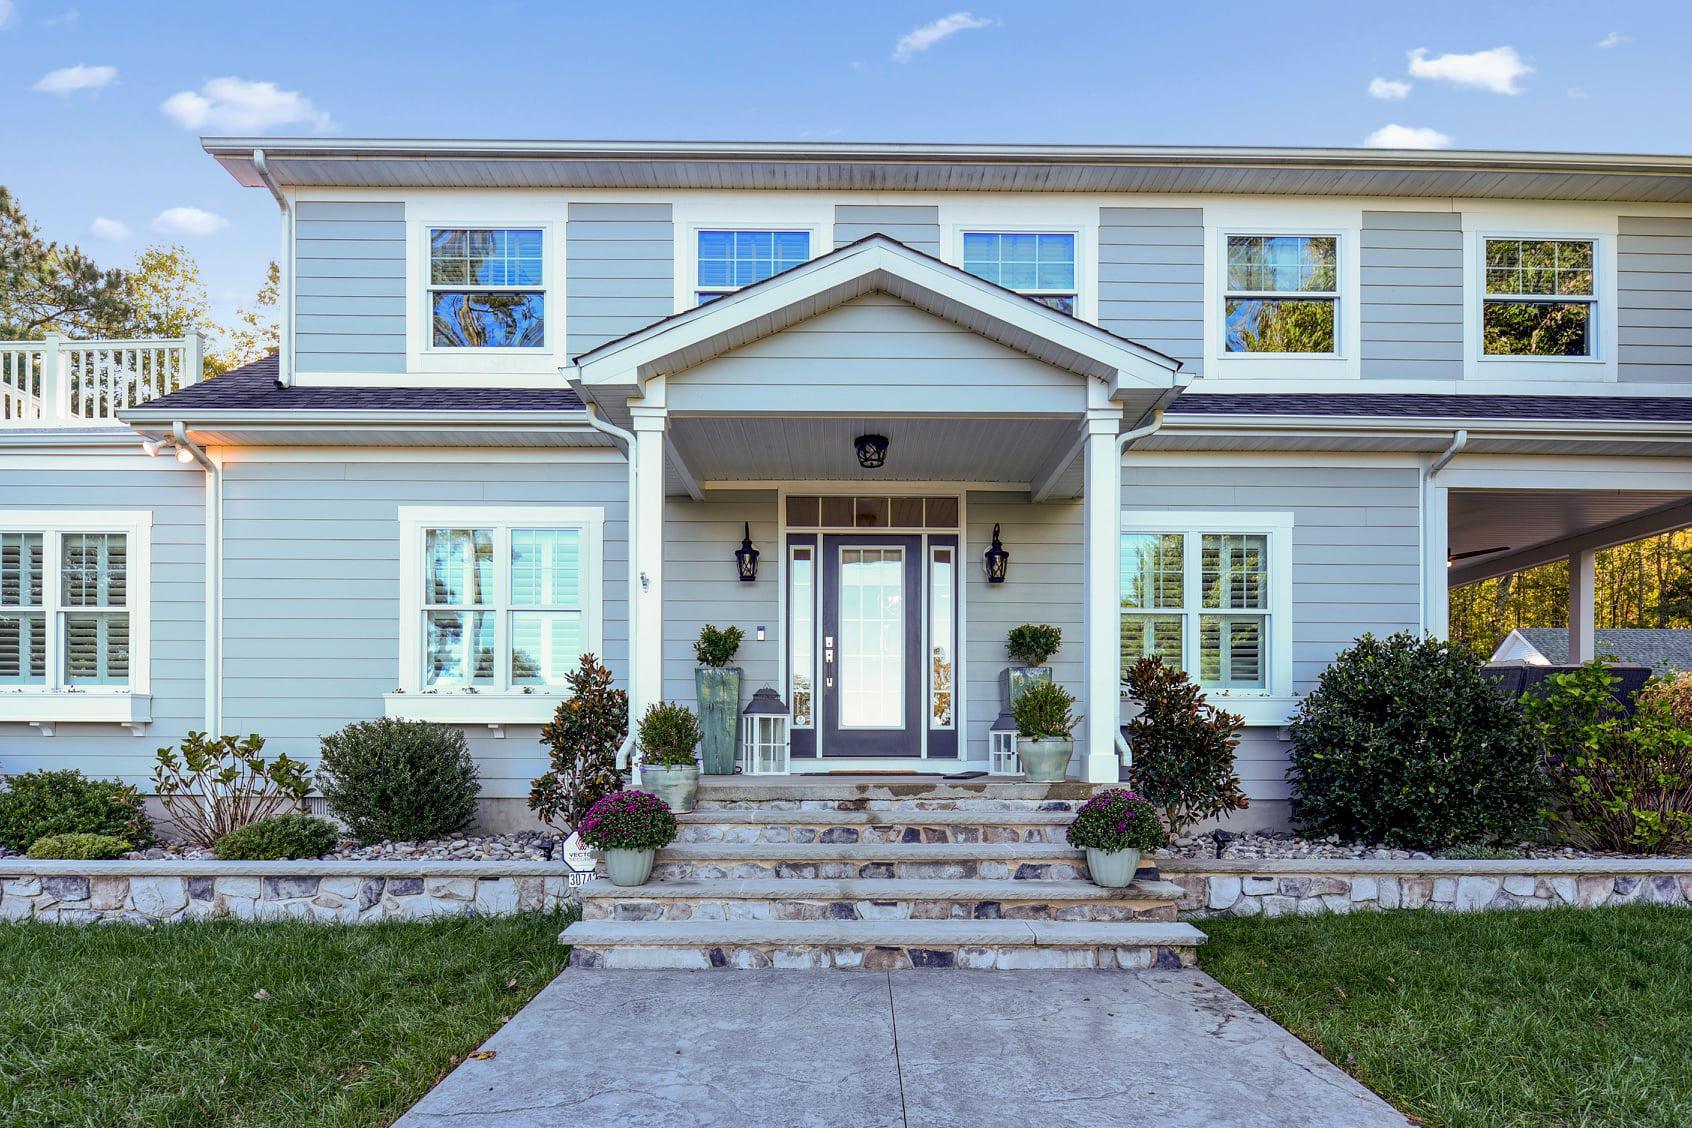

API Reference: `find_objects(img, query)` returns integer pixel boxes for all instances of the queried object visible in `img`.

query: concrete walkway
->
[393,969,1410,1127]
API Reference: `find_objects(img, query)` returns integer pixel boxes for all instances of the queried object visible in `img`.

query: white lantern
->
[741,687,791,775]
[989,708,1020,775]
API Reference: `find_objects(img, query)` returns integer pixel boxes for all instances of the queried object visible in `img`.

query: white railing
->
[0,332,202,427]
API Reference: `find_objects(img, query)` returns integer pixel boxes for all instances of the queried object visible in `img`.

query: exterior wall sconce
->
[854,434,889,469]
[984,523,1010,583]
[741,687,791,774]
[735,521,760,582]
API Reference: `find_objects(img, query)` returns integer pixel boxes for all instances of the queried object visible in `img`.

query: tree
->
[220,260,280,371]
[121,244,211,339]
[0,186,134,339]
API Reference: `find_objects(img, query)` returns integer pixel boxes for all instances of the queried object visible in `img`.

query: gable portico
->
[566,236,1187,783]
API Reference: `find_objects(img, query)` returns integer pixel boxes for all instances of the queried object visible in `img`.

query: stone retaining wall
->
[1159,858,1692,919]
[0,860,582,925]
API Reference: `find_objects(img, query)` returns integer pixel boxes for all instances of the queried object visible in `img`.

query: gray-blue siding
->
[566,202,674,358]
[1097,207,1204,375]
[1360,210,1463,380]
[294,200,407,374]
[1618,215,1692,383]
[833,205,940,255]
[0,459,205,784]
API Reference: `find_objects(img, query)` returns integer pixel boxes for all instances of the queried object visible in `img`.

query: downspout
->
[1114,406,1168,767]
[580,402,641,779]
[252,150,293,388]
[173,422,221,735]
[1428,428,1467,479]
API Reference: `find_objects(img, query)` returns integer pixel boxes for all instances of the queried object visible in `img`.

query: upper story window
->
[1,522,144,692]
[1483,238,1595,357]
[697,230,810,304]
[962,232,1077,314]
[1224,235,1338,354]
[428,228,544,348]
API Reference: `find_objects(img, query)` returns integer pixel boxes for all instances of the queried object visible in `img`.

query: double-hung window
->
[962,232,1077,314]
[696,230,810,304]
[0,514,148,696]
[400,508,602,698]
[1482,238,1596,357]
[1121,519,1288,695]
[1224,235,1339,354]
[428,228,545,348]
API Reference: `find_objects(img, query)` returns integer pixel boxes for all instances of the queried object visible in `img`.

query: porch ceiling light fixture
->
[735,522,760,582]
[984,523,1010,584]
[854,433,889,470]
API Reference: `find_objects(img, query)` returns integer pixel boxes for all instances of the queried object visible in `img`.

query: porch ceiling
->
[666,415,1081,492]
[1448,489,1692,585]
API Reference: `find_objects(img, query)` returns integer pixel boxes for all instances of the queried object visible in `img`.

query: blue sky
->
[4,0,1688,330]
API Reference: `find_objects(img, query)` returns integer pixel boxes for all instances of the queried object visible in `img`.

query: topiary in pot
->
[576,790,679,886]
[0,769,154,853]
[638,701,703,813]
[1123,658,1249,838]
[1013,679,1080,783]
[694,624,744,776]
[1003,624,1061,708]
[1066,789,1166,887]
[1287,631,1544,850]
[212,813,340,861]
[318,718,482,844]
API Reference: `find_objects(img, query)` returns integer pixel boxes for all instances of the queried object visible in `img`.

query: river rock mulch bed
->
[0,832,566,863]
[1156,830,1660,862]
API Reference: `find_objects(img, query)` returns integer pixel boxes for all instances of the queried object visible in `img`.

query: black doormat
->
[941,771,988,780]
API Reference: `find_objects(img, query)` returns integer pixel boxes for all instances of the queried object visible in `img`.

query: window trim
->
[1218,230,1344,359]
[1119,511,1293,720]
[422,225,550,351]
[687,224,822,306]
[408,218,559,375]
[1472,229,1606,366]
[953,226,1083,315]
[390,505,603,724]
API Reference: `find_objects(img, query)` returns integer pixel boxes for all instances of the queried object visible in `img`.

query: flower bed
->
[0,831,565,864]
[1158,830,1674,862]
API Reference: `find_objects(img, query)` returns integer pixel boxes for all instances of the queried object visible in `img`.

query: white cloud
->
[32,63,117,96]
[160,76,335,133]
[40,9,79,26]
[1368,77,1411,100]
[1597,31,1631,48]
[151,207,229,236]
[0,1,14,29]
[1364,124,1453,149]
[89,217,130,240]
[892,12,993,62]
[1407,46,1532,95]
[1568,86,1589,100]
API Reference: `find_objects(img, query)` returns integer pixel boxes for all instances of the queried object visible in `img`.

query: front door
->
[819,535,922,757]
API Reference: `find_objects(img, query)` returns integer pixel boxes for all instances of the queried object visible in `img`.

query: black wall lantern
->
[854,433,889,469]
[735,522,760,582]
[983,523,1009,584]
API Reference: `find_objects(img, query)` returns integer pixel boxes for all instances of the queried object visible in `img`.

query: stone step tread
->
[694,781,1101,801]
[674,810,1075,825]
[560,919,1207,949]
[656,843,1084,861]
[581,878,1183,903]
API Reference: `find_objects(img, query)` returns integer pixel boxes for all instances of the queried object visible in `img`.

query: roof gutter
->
[252,149,294,389]
[174,422,222,734]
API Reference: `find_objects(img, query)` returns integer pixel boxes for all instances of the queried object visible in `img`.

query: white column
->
[42,333,66,422]
[1569,548,1597,663]
[1421,475,1449,639]
[630,410,668,731]
[1081,415,1121,784]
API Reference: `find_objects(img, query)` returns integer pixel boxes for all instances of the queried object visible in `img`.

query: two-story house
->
[5,139,1692,831]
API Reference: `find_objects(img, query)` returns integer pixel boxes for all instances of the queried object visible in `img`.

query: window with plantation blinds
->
[1,530,132,689]
[1121,529,1272,691]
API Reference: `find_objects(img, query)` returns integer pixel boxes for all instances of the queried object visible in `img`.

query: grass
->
[0,909,577,1128]
[1199,905,1692,1128]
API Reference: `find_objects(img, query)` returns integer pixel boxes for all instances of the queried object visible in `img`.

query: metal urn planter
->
[1085,847,1141,888]
[695,666,743,775]
[604,847,656,887]
[999,666,1053,710]
[641,764,699,812]
[1018,736,1072,783]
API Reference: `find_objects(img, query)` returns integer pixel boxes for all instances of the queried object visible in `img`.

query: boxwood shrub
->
[0,769,154,852]
[25,833,133,860]
[212,813,340,861]
[318,718,481,844]
[1287,631,1544,849]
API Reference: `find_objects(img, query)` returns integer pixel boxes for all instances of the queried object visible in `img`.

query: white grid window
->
[1483,238,1596,357]
[0,520,145,693]
[962,232,1077,314]
[697,230,810,304]
[1121,529,1274,692]
[1223,235,1338,354]
[428,228,545,348]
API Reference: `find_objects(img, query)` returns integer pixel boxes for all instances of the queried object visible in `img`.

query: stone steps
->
[643,842,1095,883]
[689,777,1104,812]
[674,809,1073,845]
[560,919,1207,970]
[580,878,1184,922]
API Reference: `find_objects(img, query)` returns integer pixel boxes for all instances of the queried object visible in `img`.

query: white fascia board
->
[1160,413,1692,438]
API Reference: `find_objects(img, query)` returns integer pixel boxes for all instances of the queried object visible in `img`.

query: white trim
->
[0,692,153,736]
[393,505,604,720]
[1465,224,1616,380]
[405,215,561,378]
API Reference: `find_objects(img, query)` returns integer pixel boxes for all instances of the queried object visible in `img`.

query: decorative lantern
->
[734,521,760,582]
[854,433,889,469]
[989,708,1020,775]
[983,523,1010,584]
[741,687,791,775]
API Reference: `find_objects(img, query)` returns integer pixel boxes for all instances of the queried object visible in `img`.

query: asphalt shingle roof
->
[1166,393,1692,423]
[1512,628,1692,674]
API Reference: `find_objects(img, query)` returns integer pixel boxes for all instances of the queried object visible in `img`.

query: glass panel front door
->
[819,534,922,757]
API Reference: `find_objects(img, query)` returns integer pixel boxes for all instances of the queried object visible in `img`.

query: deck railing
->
[0,332,202,427]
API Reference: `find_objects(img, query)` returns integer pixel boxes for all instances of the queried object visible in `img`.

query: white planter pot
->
[1018,737,1072,783]
[603,848,656,887]
[1085,847,1141,889]
[641,764,699,812]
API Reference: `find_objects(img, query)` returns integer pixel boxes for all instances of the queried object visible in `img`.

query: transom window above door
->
[696,230,811,304]
[961,232,1077,314]
[428,228,545,348]
[785,496,960,529]
[1482,238,1596,357]
[1223,235,1338,354]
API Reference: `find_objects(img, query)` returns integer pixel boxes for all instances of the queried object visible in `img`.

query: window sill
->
[1123,691,1297,727]
[383,692,564,735]
[0,692,152,736]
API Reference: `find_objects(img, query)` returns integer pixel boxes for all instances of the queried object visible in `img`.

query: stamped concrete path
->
[392,969,1411,1128]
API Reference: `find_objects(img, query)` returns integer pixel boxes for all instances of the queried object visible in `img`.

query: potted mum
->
[1013,679,1079,783]
[1067,789,1165,888]
[577,790,679,887]
[694,624,745,775]
[1002,624,1061,708]
[638,701,703,812]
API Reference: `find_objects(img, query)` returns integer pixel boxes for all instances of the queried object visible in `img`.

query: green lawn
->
[0,910,576,1128]
[1200,905,1692,1128]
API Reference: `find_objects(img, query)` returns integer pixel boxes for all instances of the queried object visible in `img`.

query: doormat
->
[941,771,988,780]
